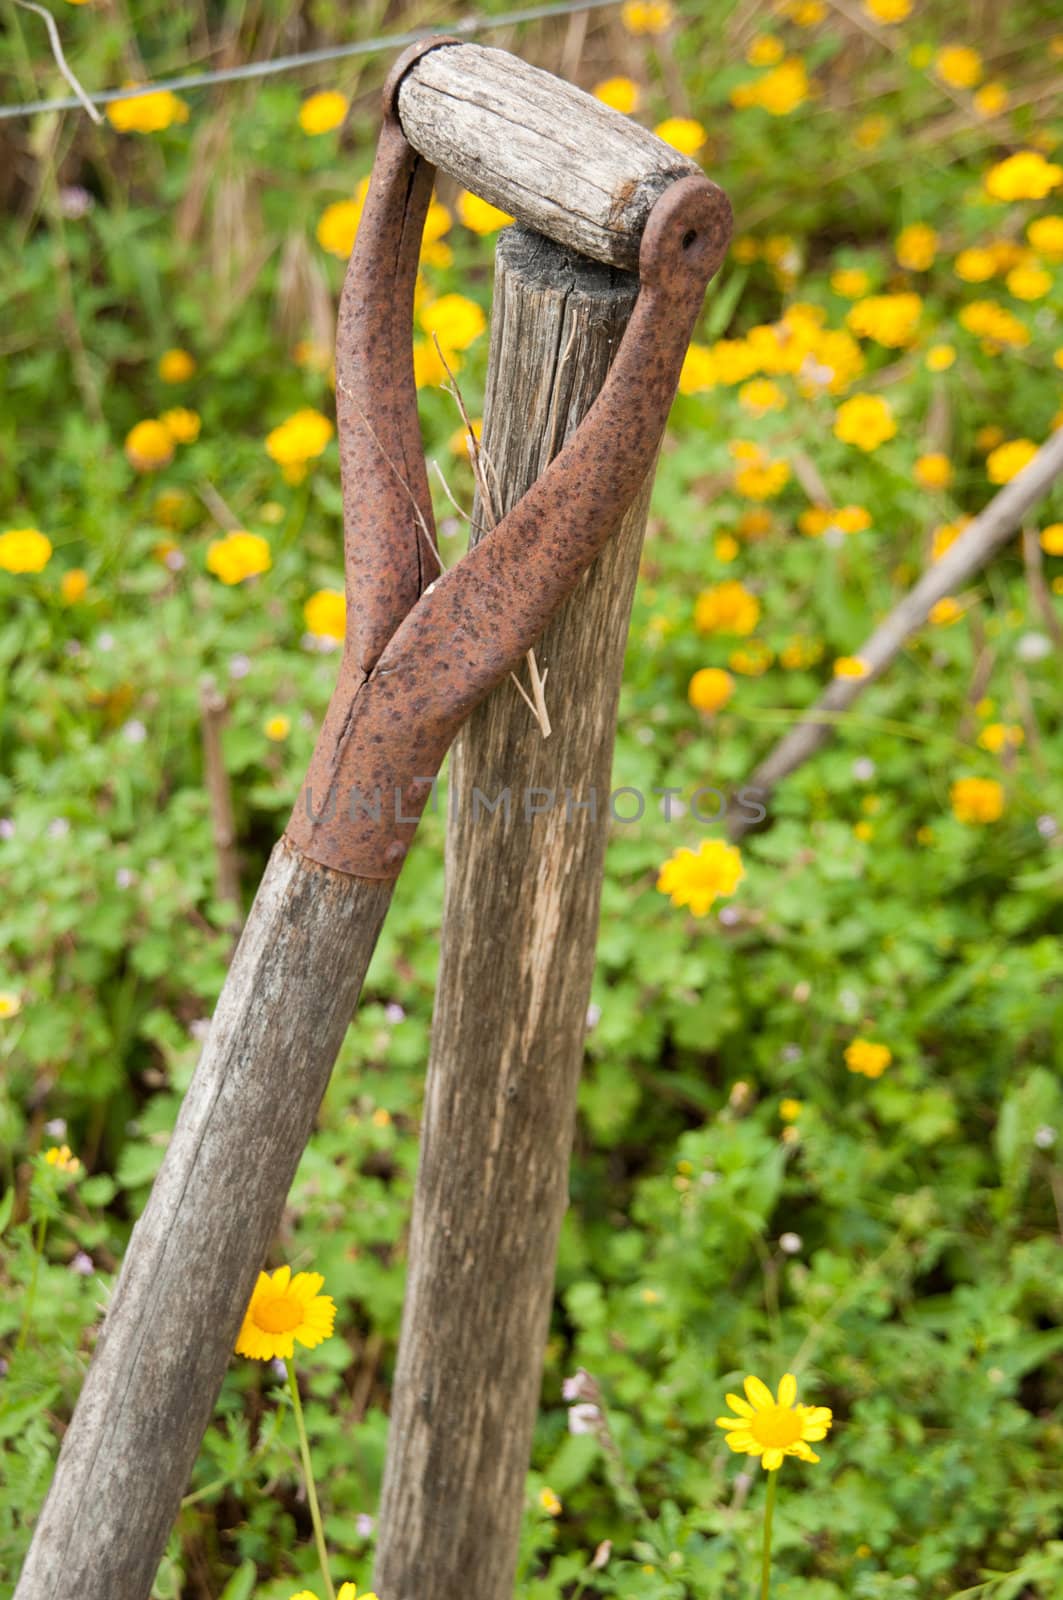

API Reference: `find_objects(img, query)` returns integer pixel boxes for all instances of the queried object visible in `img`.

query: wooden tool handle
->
[395,40,703,271]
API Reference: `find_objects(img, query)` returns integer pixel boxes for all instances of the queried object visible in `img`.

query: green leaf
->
[995,1068,1063,1194]
[217,1560,257,1600]
[0,1386,60,1442]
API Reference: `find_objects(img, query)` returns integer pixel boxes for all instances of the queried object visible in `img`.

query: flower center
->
[750,1405,803,1450]
[255,1293,303,1334]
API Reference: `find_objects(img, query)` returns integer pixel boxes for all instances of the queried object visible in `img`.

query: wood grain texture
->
[16,840,393,1600]
[374,227,651,1600]
[397,42,701,270]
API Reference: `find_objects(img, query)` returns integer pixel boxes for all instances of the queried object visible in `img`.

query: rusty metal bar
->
[286,44,731,877]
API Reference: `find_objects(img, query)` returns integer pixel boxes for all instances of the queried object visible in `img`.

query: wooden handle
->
[395,41,703,271]
[16,842,395,1600]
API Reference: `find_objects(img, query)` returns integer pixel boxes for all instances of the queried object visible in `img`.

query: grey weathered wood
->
[398,41,701,270]
[728,426,1063,840]
[374,227,649,1600]
[16,839,393,1600]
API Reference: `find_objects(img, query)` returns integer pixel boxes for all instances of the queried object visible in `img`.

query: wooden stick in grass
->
[373,225,650,1600]
[728,428,1063,841]
[14,843,395,1600]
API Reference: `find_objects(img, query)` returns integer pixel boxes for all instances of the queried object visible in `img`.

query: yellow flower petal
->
[762,1448,785,1470]
[724,1393,754,1417]
[744,1374,775,1410]
[777,1372,797,1407]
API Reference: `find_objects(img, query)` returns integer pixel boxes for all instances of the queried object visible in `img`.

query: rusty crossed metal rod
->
[288,47,731,876]
[16,37,731,1600]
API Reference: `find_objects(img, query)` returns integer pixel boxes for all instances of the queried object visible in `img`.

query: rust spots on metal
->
[284,51,732,880]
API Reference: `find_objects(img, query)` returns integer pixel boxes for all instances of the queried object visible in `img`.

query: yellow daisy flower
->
[0,528,53,574]
[656,840,744,917]
[716,1373,832,1471]
[298,90,349,135]
[845,1038,892,1077]
[235,1265,336,1361]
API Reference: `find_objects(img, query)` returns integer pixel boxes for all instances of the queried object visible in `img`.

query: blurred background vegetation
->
[2,0,1063,1595]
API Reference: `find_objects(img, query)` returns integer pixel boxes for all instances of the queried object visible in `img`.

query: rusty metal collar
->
[284,45,732,879]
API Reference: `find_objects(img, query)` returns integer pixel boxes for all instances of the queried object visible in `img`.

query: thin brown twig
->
[1021,525,1063,652]
[197,480,241,530]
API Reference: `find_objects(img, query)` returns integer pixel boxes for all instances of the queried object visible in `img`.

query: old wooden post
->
[374,228,651,1600]
[16,39,730,1600]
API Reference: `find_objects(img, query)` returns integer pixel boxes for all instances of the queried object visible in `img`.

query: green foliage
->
[2,0,1063,1595]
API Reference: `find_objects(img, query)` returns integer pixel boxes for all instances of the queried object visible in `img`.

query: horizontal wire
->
[0,0,619,121]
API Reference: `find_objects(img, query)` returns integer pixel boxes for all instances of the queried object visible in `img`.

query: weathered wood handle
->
[396,40,703,270]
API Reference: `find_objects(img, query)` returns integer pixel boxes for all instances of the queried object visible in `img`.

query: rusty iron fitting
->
[284,45,732,880]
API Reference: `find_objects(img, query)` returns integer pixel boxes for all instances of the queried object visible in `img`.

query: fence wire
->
[1,0,620,121]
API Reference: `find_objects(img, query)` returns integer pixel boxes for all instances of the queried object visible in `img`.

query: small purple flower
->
[0,818,14,840]
[270,1358,287,1380]
[779,1231,802,1255]
[1037,815,1058,839]
[781,1044,802,1064]
[1017,632,1051,663]
[799,355,833,390]
[115,867,136,889]
[58,185,93,219]
[1034,1125,1057,1150]
[719,906,740,926]
[189,1018,212,1043]
[585,1002,602,1029]
[229,653,251,680]
[568,1403,601,1436]
[70,1250,94,1275]
[384,1002,406,1025]
[561,1368,595,1402]
[45,1117,67,1138]
[852,757,876,782]
[122,720,147,745]
[64,639,83,657]
[47,818,71,840]
[164,548,186,572]
[97,631,115,652]
[355,1513,375,1538]
[302,632,340,654]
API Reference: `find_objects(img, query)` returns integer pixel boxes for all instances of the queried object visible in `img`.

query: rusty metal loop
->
[285,49,732,878]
